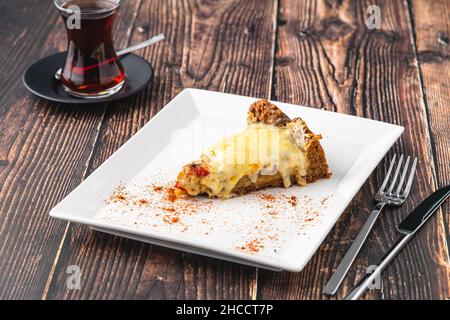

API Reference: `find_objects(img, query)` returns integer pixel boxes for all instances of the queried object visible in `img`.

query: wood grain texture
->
[410,0,450,266]
[44,0,277,300]
[257,0,450,300]
[0,0,141,299]
[0,0,448,300]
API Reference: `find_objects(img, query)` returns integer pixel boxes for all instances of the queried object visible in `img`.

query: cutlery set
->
[323,154,450,299]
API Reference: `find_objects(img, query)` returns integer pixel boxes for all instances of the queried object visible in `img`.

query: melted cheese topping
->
[198,123,308,198]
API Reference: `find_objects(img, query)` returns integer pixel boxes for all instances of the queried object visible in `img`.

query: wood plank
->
[410,0,450,262]
[0,0,141,299]
[45,0,277,300]
[257,0,450,300]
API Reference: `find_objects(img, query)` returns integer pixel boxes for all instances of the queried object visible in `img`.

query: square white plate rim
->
[89,226,284,271]
[50,88,404,272]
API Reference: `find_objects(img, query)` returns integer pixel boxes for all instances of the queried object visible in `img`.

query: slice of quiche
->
[175,99,331,199]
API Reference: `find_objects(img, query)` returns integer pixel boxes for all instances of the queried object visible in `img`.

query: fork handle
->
[323,202,387,295]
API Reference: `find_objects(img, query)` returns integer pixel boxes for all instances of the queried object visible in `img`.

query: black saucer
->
[23,52,153,104]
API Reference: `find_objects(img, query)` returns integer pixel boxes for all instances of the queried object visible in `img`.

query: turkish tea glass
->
[54,0,125,98]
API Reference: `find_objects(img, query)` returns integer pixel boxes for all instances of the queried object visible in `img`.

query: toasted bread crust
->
[288,117,331,183]
[232,173,286,195]
[247,99,290,127]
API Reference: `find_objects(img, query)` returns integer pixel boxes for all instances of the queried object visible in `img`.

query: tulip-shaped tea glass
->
[54,0,125,98]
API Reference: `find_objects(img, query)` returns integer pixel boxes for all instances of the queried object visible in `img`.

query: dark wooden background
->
[0,0,448,300]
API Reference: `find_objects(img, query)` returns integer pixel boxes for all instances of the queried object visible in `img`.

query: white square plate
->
[50,89,403,272]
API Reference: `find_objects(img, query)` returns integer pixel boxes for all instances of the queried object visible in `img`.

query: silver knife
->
[344,184,450,300]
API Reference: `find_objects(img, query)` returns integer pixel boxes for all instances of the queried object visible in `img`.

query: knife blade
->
[344,184,450,300]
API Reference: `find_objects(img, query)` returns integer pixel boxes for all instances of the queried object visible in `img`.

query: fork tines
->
[378,154,418,202]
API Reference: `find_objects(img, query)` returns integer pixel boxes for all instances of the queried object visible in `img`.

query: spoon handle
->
[117,33,165,56]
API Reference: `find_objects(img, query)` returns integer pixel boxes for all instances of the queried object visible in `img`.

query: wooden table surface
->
[0,0,449,300]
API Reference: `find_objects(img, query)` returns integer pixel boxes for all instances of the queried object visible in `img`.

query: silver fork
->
[323,154,418,296]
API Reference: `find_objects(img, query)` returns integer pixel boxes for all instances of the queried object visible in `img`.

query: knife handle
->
[345,233,413,300]
[398,184,450,233]
[323,202,387,295]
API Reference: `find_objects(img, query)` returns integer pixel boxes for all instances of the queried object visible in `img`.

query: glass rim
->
[54,0,121,15]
